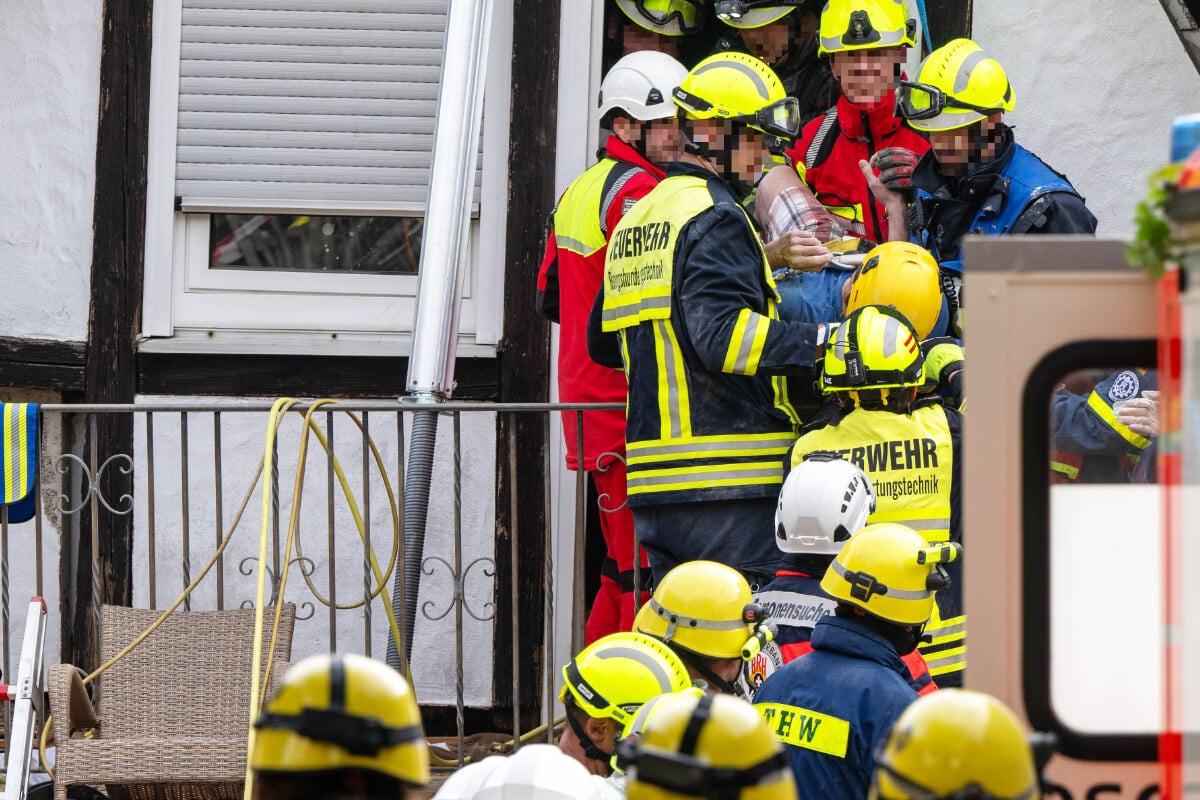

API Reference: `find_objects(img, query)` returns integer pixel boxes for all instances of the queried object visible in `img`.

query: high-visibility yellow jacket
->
[791,398,966,684]
[588,163,825,507]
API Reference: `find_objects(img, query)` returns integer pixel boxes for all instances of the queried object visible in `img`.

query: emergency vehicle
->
[967,231,1196,797]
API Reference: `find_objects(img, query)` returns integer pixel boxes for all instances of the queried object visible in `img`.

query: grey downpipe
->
[394,409,438,669]
[385,0,495,671]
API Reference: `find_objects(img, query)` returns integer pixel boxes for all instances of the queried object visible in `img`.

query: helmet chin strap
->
[680,119,754,198]
[564,706,614,774]
[669,643,743,697]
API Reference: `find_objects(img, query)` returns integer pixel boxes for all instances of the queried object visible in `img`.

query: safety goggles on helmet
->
[672,88,802,139]
[713,0,805,22]
[618,0,708,35]
[896,80,1006,123]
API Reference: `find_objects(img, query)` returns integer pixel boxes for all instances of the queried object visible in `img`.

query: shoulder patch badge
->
[1109,370,1140,402]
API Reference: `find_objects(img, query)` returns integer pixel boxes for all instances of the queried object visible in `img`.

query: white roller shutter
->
[174,0,481,215]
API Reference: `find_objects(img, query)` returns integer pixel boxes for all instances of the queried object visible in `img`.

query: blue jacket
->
[753,614,919,800]
[1051,369,1157,483]
[911,130,1097,274]
[748,564,937,699]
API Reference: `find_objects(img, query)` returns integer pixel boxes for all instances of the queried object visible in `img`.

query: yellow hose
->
[37,398,541,782]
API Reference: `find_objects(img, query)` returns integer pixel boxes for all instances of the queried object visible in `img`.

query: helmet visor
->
[627,0,708,35]
[673,89,800,139]
[746,97,802,139]
[896,80,1004,123]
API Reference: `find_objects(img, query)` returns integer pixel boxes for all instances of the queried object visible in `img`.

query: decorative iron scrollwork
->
[594,451,629,513]
[239,556,317,620]
[419,556,496,622]
[55,453,134,516]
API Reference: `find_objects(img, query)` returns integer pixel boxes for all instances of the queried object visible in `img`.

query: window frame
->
[1022,337,1159,761]
[140,0,512,357]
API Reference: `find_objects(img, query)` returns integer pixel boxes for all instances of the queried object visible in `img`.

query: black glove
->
[873,147,921,192]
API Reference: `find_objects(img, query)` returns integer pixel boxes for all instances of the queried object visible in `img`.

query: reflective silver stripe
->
[925,618,966,637]
[828,560,932,601]
[881,315,900,357]
[691,59,770,101]
[954,49,989,93]
[595,645,676,694]
[4,406,18,502]
[600,167,643,236]
[557,233,596,255]
[656,320,683,439]
[602,294,672,323]
[831,321,849,358]
[627,464,782,489]
[805,106,837,170]
[733,313,768,374]
[924,650,966,671]
[627,436,795,458]
[651,599,748,631]
[819,27,910,54]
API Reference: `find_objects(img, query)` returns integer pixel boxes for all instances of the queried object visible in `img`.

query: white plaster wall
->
[0,5,100,340]
[974,0,1200,237]
[130,398,498,707]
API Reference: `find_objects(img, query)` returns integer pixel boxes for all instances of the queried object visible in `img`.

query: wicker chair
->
[48,605,296,800]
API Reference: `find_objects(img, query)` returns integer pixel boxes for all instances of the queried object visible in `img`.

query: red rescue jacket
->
[785,91,930,244]
[537,136,662,469]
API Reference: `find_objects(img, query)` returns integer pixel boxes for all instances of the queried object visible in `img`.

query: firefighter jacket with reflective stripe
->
[751,566,935,697]
[754,614,919,800]
[590,163,824,507]
[537,136,662,470]
[785,92,930,244]
[911,134,1097,271]
[1050,369,1156,484]
[790,399,965,684]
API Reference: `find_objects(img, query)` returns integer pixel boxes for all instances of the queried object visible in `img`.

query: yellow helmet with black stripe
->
[618,692,796,800]
[560,632,693,726]
[251,653,428,787]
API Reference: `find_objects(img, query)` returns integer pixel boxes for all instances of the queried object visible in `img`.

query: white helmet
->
[775,453,876,555]
[431,756,506,800]
[472,744,601,800]
[598,50,689,122]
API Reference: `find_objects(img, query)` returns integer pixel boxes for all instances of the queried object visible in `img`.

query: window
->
[141,0,511,356]
[1025,340,1161,761]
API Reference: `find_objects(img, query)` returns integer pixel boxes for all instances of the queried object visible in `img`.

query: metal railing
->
[0,400,633,766]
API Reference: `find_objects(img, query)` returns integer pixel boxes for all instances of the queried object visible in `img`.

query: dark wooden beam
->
[139,353,500,400]
[0,336,87,393]
[923,0,972,51]
[70,0,153,668]
[492,0,558,727]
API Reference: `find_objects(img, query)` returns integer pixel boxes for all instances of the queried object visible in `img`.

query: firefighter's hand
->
[1117,390,1159,438]
[922,337,964,383]
[871,147,921,191]
[763,231,832,272]
[859,160,909,241]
